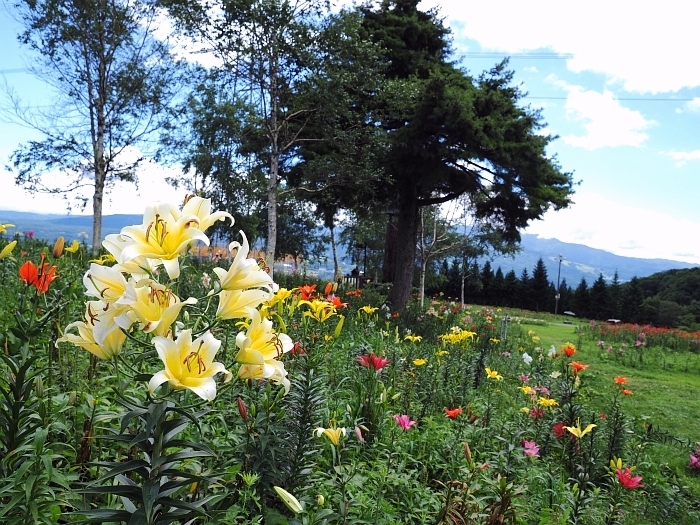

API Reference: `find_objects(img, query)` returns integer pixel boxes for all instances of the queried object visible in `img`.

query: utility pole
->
[555,254,564,315]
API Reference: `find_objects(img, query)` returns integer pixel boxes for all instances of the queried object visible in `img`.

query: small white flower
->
[522,352,533,365]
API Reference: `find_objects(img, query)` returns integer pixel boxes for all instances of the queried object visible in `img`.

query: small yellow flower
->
[490,338,500,344]
[485,367,503,381]
[436,350,449,357]
[520,407,530,413]
[65,239,81,253]
[413,358,427,366]
[550,371,562,379]
[404,334,422,343]
[314,426,346,446]
[518,386,534,396]
[537,397,558,407]
[565,419,597,438]
[0,223,15,234]
[359,305,378,315]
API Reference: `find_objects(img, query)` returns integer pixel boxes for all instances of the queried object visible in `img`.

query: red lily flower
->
[569,361,589,376]
[327,295,348,309]
[299,284,316,300]
[356,353,389,371]
[444,407,463,419]
[616,467,644,489]
[19,260,39,286]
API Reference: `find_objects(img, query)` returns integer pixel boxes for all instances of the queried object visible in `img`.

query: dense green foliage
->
[2,230,700,524]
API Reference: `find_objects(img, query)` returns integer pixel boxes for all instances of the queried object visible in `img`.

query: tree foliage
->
[7,0,181,251]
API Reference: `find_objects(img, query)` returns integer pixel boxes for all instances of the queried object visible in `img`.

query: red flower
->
[356,353,389,371]
[529,407,544,420]
[19,254,58,295]
[299,284,317,300]
[562,342,576,357]
[615,467,644,489]
[614,375,628,384]
[621,389,633,396]
[19,260,39,286]
[569,361,589,376]
[327,295,348,309]
[291,342,306,355]
[324,282,334,296]
[444,407,463,419]
[552,421,567,440]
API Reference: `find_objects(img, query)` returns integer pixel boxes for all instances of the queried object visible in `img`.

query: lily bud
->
[463,442,472,462]
[237,397,248,421]
[317,494,325,505]
[35,375,44,398]
[52,236,65,259]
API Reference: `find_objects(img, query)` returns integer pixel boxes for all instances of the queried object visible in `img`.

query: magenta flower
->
[523,440,540,458]
[690,453,700,470]
[519,374,530,383]
[393,414,417,431]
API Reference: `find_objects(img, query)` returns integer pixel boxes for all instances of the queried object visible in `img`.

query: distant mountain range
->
[492,234,698,286]
[0,210,696,285]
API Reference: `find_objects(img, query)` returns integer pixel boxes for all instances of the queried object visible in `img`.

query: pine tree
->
[572,278,590,319]
[531,258,550,313]
[590,273,609,320]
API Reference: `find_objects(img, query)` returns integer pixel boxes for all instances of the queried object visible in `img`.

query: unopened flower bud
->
[35,375,44,397]
[237,397,248,421]
[52,236,65,259]
[463,442,472,462]
[317,494,325,505]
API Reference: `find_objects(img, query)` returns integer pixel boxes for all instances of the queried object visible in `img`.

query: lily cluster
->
[57,197,293,399]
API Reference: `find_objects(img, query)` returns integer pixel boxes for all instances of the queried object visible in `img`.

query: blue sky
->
[1,0,699,264]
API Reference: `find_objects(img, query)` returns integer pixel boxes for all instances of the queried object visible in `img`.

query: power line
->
[526,96,696,102]
[457,52,573,60]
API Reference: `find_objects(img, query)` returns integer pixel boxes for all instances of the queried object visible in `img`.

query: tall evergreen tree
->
[481,261,494,305]
[622,276,645,323]
[517,268,531,310]
[531,258,550,313]
[572,278,591,319]
[590,273,609,320]
[359,0,573,311]
[503,269,518,308]
[492,267,506,307]
[609,270,622,319]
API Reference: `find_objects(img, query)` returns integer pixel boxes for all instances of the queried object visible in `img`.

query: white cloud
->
[0,161,186,215]
[419,0,700,93]
[661,150,700,167]
[525,192,700,264]
[553,82,654,149]
[686,98,700,113]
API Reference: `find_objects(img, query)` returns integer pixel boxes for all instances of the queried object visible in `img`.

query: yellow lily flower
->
[413,358,427,366]
[149,329,232,401]
[86,300,136,345]
[65,239,81,253]
[0,223,15,234]
[102,234,151,278]
[216,288,272,320]
[180,196,234,232]
[118,203,210,279]
[0,240,17,260]
[485,367,503,381]
[299,299,336,323]
[565,419,597,439]
[128,281,197,337]
[537,397,558,407]
[404,334,422,343]
[314,426,346,446]
[212,231,274,293]
[359,305,378,315]
[56,320,126,360]
[83,263,131,303]
[235,309,293,393]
